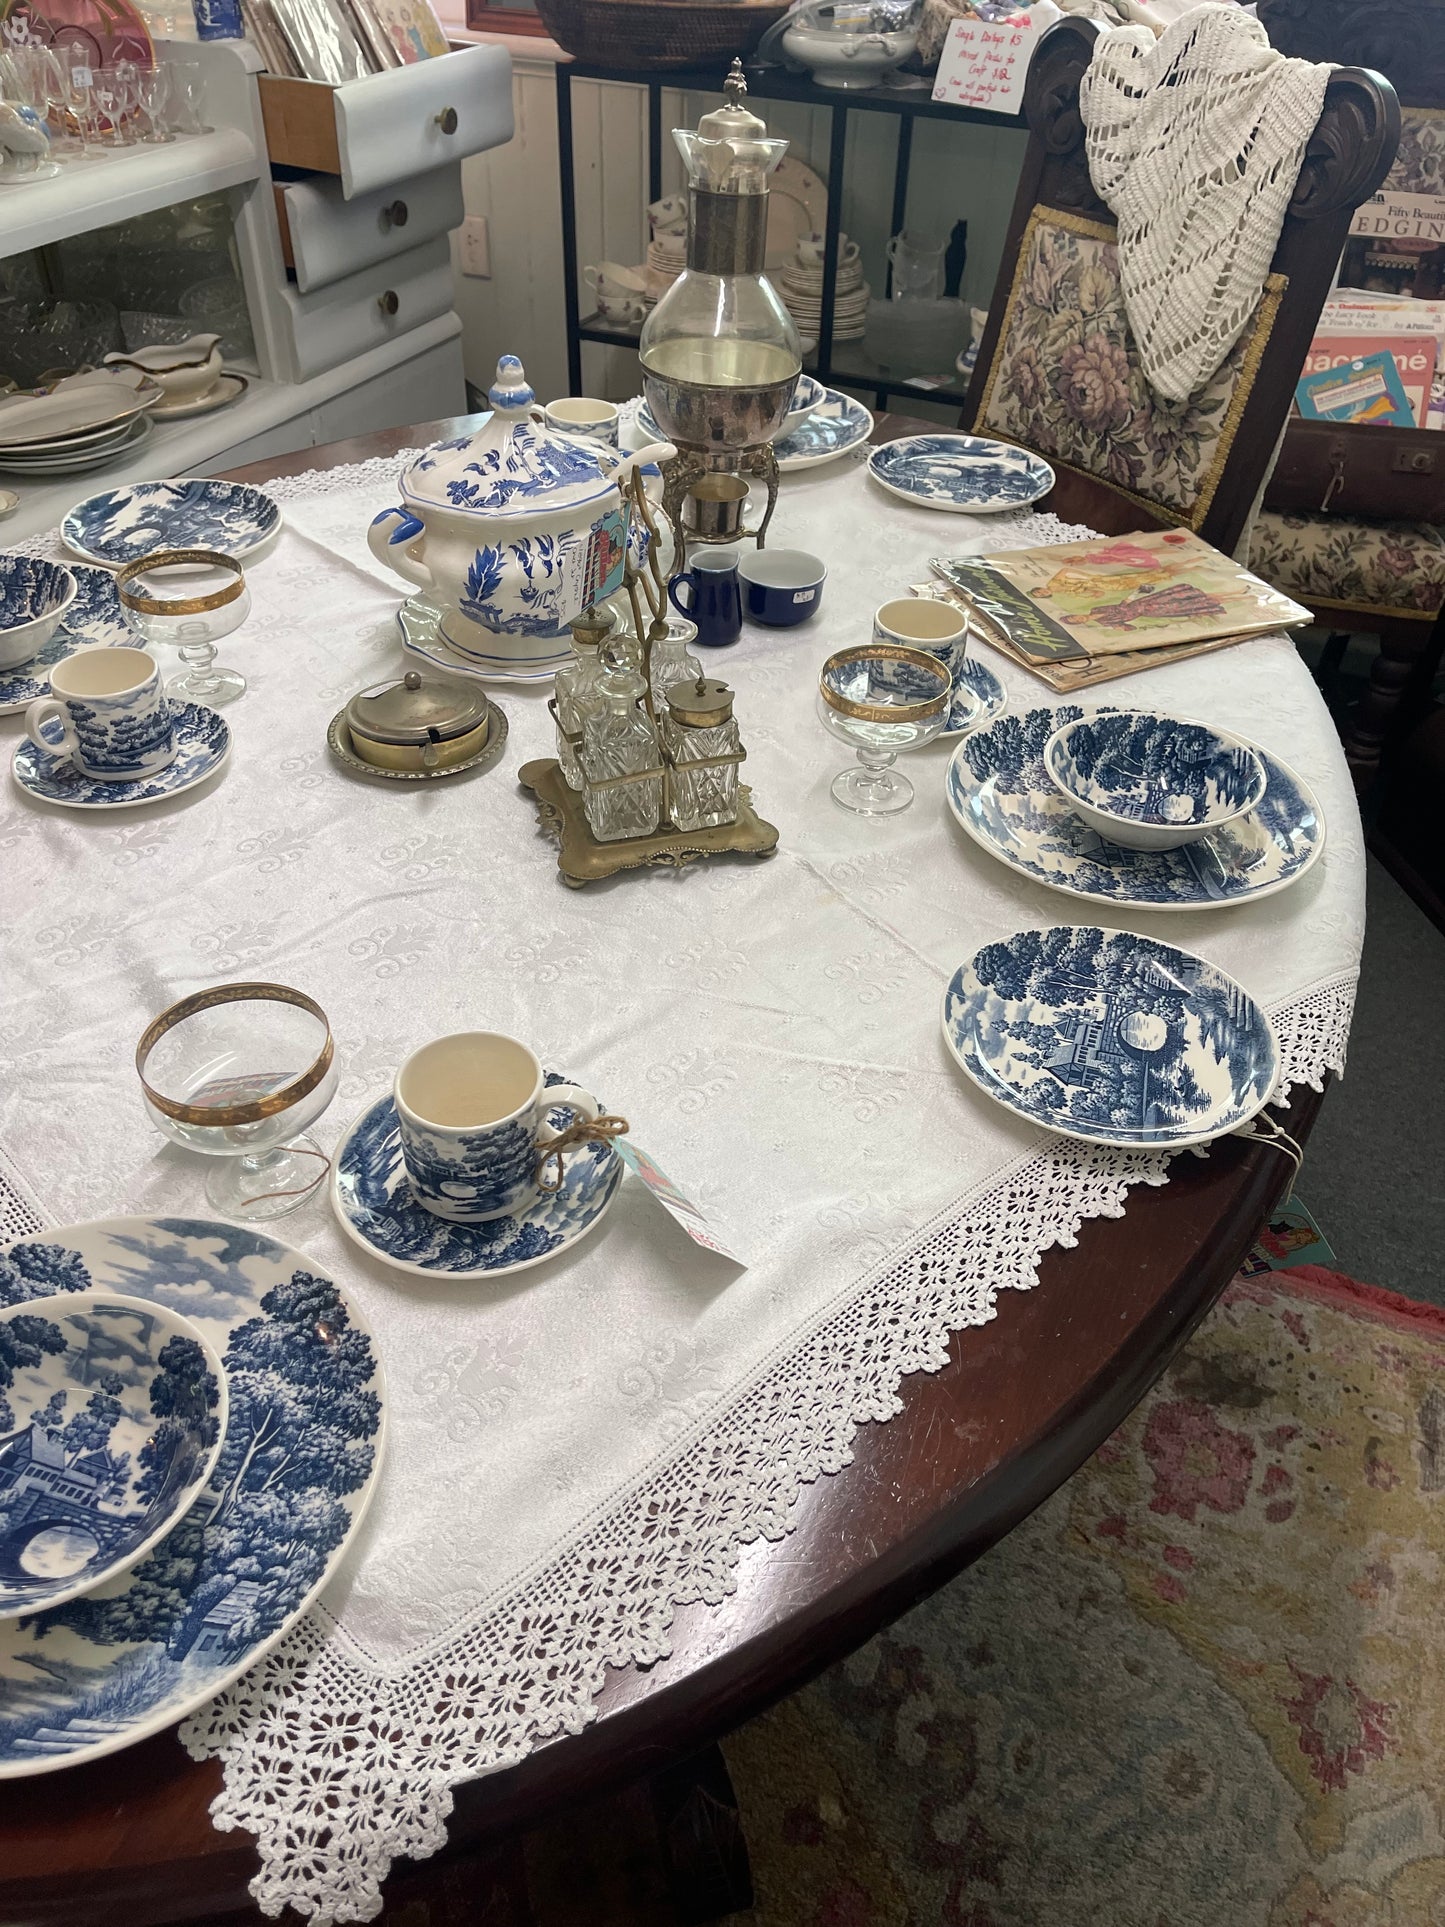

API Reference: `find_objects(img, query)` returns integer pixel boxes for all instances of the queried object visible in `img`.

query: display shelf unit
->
[557,59,1022,407]
[0,129,261,257]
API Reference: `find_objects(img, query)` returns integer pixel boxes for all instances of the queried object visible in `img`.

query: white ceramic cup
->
[797,230,861,270]
[25,645,174,781]
[872,596,969,678]
[394,1031,601,1223]
[543,397,621,447]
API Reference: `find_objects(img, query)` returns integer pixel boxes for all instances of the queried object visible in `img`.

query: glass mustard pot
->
[344,669,490,773]
[661,675,742,830]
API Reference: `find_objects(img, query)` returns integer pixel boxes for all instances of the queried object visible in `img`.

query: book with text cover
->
[930,530,1311,668]
[1296,350,1418,427]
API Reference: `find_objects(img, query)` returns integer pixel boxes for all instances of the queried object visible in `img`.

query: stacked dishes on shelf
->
[0,371,162,478]
[777,233,871,342]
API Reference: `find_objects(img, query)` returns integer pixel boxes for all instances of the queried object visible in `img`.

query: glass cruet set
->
[551,605,742,840]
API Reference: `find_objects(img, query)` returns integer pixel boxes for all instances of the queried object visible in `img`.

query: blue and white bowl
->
[0,555,77,671]
[1045,710,1268,852]
[0,1288,226,1617]
[942,925,1279,1150]
[779,372,827,437]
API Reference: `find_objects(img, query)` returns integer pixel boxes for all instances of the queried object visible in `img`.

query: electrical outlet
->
[459,216,490,279]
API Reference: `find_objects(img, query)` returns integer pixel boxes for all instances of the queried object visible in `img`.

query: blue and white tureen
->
[367,354,673,674]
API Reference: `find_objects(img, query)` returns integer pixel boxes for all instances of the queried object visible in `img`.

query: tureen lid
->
[346,669,489,748]
[400,354,622,520]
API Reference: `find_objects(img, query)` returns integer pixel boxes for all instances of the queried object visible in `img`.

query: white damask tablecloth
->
[0,439,1363,1922]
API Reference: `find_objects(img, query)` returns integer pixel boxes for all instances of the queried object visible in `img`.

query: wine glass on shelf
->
[816,643,951,815]
[116,549,250,707]
[61,55,102,152]
[134,62,174,143]
[169,57,211,135]
[137,985,339,1221]
[91,67,133,146]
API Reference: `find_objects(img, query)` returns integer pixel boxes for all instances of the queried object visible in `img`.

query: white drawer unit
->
[286,235,457,382]
[258,42,513,200]
[280,167,465,293]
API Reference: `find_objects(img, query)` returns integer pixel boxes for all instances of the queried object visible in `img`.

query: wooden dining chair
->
[959,17,1400,561]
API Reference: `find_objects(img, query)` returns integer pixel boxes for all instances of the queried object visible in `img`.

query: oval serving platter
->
[0,1217,385,1778]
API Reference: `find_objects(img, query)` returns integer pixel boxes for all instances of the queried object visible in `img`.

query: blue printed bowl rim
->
[0,554,77,632]
[1043,708,1268,834]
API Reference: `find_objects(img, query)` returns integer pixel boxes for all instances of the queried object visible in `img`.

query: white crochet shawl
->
[1079,4,1332,402]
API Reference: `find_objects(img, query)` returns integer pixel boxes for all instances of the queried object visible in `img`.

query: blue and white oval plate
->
[62,479,282,567]
[0,563,139,716]
[945,705,1325,910]
[942,925,1278,1150]
[939,655,1007,739]
[868,434,1054,514]
[0,1217,385,1777]
[333,1077,624,1282]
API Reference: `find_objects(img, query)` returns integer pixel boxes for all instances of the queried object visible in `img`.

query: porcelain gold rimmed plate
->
[62,479,282,567]
[868,434,1054,513]
[945,705,1324,911]
[13,702,230,810]
[942,925,1279,1151]
[332,1081,624,1282]
[0,1216,385,1776]
[0,564,139,716]
[0,1289,227,1618]
[0,385,150,447]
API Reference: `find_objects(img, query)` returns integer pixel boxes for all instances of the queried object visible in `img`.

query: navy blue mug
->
[669,548,742,648]
[738,548,827,627]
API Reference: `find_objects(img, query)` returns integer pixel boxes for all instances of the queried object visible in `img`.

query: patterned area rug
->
[378,1264,1445,1926]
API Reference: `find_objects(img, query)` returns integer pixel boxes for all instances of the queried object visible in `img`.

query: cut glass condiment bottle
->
[662,676,740,831]
[554,605,614,789]
[647,620,703,715]
[582,648,663,842]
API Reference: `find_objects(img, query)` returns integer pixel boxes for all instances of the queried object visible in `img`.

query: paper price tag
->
[931,2,1061,115]
[615,1139,746,1266]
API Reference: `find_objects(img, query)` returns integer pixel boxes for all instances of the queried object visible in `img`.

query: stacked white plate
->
[0,372,160,478]
[778,246,871,343]
[645,233,685,304]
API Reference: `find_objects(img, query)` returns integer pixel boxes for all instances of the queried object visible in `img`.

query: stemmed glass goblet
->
[817,642,951,815]
[134,62,174,142]
[137,984,338,1221]
[116,548,249,707]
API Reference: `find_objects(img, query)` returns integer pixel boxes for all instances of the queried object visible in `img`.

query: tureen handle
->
[367,506,433,592]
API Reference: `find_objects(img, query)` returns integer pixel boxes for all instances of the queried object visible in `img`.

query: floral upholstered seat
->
[975,208,1285,532]
[1248,511,1445,621]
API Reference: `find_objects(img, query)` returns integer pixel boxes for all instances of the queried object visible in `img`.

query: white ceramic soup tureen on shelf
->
[367,355,674,675]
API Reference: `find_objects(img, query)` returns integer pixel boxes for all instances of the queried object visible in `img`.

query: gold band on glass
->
[136,983,333,1127]
[115,549,247,617]
[818,644,951,724]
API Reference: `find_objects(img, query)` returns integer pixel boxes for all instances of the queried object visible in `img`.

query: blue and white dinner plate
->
[0,1218,385,1777]
[333,1082,624,1282]
[945,705,1325,910]
[867,434,1054,514]
[942,926,1279,1150]
[0,1289,226,1617]
[0,563,139,715]
[939,656,1007,739]
[61,479,283,567]
[13,701,230,810]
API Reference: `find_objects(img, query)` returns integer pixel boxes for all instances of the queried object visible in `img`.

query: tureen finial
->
[488,354,535,415]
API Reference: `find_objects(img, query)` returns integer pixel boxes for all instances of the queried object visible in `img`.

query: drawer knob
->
[382,199,409,229]
[435,106,459,135]
[378,290,400,317]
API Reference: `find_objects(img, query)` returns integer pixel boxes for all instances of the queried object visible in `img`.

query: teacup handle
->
[669,575,696,617]
[537,1084,600,1145]
[25,696,78,765]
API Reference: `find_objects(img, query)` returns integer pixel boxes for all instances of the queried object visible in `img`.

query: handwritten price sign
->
[931,2,1061,115]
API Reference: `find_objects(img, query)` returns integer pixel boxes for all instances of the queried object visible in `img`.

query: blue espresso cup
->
[669,548,742,648]
[738,548,826,627]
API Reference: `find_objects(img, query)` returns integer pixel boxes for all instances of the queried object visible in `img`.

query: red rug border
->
[1243,1261,1445,1338]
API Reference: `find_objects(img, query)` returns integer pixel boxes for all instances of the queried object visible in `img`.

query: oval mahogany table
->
[0,414,1323,1925]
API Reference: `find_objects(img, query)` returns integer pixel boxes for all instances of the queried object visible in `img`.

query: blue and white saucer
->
[332,1084,624,1281]
[62,479,282,567]
[945,705,1324,910]
[0,564,139,715]
[775,391,873,472]
[939,656,1007,739]
[943,926,1278,1150]
[397,595,566,686]
[13,702,230,810]
[867,435,1054,514]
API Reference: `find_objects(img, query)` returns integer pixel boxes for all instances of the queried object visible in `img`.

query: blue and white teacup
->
[872,597,970,678]
[25,645,174,782]
[542,397,620,448]
[395,1031,601,1223]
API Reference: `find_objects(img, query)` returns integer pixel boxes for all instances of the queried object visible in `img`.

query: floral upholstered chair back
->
[975,207,1286,534]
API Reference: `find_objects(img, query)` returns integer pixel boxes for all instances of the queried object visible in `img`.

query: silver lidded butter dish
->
[329,669,509,782]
